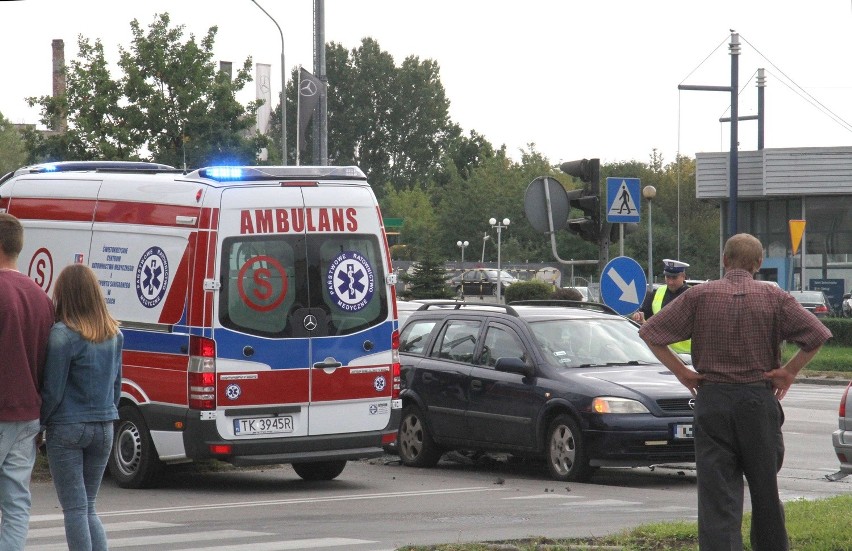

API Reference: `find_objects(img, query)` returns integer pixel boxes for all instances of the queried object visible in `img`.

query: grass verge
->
[786,343,852,378]
[396,494,852,550]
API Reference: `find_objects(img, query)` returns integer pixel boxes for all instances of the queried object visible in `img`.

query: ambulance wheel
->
[292,460,347,481]
[108,405,162,489]
[398,405,442,468]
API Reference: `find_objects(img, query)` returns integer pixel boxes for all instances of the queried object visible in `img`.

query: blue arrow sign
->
[606,177,641,223]
[600,256,647,316]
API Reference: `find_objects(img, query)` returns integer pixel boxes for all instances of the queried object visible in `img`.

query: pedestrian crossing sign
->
[606,177,641,223]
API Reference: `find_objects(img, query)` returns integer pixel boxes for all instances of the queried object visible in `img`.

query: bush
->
[504,280,553,303]
[823,318,852,346]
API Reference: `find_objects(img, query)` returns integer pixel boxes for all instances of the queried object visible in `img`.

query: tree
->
[26,13,266,167]
[0,112,27,175]
[399,240,454,300]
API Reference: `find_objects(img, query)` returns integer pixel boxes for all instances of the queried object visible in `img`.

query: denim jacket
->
[40,322,123,427]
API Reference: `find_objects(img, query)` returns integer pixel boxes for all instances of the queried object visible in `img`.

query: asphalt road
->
[25,384,849,551]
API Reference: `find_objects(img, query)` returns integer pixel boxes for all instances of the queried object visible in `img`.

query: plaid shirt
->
[639,269,832,384]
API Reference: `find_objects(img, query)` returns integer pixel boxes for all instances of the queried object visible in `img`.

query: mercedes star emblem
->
[300,79,318,97]
[303,315,318,331]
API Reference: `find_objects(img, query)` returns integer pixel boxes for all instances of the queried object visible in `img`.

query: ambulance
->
[0,161,402,488]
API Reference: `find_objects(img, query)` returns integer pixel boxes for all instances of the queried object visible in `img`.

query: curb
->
[796,377,851,386]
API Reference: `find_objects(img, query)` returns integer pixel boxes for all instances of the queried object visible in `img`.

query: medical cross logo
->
[326,251,375,312]
[136,246,169,308]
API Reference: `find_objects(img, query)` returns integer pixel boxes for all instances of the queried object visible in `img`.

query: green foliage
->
[399,242,454,300]
[26,13,264,167]
[822,317,852,346]
[0,112,27,174]
[784,343,852,374]
[504,280,553,302]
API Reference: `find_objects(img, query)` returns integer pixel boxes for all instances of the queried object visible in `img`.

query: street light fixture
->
[489,217,510,303]
[642,186,657,292]
[250,0,287,164]
[456,240,469,270]
[480,233,490,264]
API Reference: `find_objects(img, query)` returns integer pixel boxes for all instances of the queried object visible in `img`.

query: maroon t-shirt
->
[0,269,55,421]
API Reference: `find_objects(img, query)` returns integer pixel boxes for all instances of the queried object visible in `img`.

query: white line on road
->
[31,529,273,551]
[28,520,178,538]
[174,537,379,551]
[88,486,503,519]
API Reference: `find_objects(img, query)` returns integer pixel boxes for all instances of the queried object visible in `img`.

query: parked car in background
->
[448,268,518,297]
[788,290,832,318]
[831,382,852,479]
[563,286,591,301]
[395,301,696,481]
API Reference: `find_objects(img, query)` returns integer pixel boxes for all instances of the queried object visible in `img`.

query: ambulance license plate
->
[673,423,694,439]
[234,416,294,436]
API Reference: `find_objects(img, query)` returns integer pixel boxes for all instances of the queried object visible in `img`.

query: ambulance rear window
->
[219,234,388,338]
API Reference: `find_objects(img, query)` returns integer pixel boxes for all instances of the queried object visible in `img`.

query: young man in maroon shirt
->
[0,213,55,550]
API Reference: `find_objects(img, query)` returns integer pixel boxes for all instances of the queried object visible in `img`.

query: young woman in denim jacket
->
[41,264,122,551]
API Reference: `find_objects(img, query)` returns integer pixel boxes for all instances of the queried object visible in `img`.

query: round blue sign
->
[600,256,647,316]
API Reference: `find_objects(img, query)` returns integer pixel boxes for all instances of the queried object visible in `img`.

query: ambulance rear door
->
[215,183,392,440]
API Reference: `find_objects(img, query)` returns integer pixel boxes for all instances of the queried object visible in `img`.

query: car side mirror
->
[494,357,534,378]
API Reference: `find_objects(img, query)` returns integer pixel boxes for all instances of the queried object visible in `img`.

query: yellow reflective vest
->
[651,285,691,354]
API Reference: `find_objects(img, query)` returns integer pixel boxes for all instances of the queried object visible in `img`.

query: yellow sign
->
[789,220,806,255]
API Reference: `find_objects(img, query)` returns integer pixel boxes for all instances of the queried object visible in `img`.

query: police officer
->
[631,259,692,354]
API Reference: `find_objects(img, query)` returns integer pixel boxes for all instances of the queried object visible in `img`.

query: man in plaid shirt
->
[639,233,831,551]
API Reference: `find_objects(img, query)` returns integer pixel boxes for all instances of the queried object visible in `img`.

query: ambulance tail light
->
[188,336,217,410]
[391,329,401,400]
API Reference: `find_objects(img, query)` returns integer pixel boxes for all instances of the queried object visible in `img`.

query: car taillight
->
[840,383,851,418]
[814,304,829,314]
[189,336,216,410]
[391,329,401,400]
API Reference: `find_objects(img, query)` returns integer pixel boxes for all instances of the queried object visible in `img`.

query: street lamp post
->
[480,232,490,264]
[456,240,469,270]
[251,0,286,164]
[643,186,657,292]
[489,217,510,303]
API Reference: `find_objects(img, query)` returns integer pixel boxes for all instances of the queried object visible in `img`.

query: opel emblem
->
[303,314,318,331]
[688,398,696,410]
[300,79,318,97]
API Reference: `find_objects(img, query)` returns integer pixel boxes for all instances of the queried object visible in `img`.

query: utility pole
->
[678,31,740,239]
[313,0,328,165]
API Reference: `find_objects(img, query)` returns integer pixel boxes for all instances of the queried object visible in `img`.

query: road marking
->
[180,538,378,550]
[503,494,582,500]
[28,520,178,538]
[33,529,272,551]
[88,486,502,519]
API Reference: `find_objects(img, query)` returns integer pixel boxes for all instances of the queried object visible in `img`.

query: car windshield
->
[529,318,660,368]
[485,270,515,280]
[791,291,824,302]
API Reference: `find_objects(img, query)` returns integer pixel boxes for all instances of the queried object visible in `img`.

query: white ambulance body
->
[0,162,401,488]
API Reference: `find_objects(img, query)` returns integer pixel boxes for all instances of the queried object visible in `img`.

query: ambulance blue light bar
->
[192,166,367,182]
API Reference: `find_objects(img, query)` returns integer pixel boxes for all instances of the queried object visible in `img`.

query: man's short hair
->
[723,233,764,272]
[0,213,24,259]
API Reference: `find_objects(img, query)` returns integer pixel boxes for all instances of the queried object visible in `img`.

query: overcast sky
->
[3,0,852,166]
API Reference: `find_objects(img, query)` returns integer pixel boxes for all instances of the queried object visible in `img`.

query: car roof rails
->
[415,301,520,317]
[508,299,620,316]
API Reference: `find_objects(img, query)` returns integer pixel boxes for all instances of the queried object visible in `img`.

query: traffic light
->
[560,159,601,244]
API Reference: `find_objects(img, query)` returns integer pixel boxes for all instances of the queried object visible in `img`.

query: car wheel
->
[108,405,163,489]
[546,414,593,482]
[292,460,347,481]
[398,405,442,468]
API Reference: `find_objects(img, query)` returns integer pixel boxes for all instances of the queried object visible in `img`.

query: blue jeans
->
[46,422,113,551]
[0,419,40,551]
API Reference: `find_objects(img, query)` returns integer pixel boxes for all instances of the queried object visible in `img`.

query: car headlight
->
[592,397,650,414]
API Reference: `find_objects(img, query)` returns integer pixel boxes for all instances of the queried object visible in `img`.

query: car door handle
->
[470,379,482,391]
[313,358,342,369]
